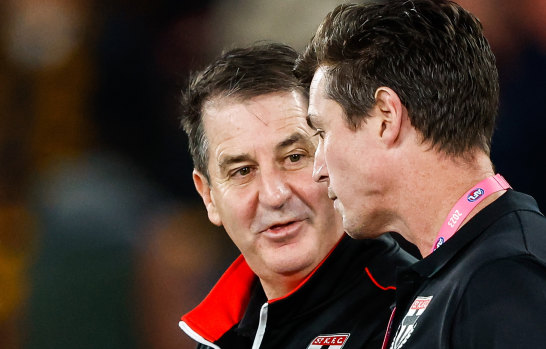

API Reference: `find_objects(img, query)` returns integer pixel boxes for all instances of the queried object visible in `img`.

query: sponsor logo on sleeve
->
[390,296,433,349]
[307,334,350,349]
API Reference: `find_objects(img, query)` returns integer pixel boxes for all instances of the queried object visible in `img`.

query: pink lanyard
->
[381,175,511,349]
[431,174,511,253]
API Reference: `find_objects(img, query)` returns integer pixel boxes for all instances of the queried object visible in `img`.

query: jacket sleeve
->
[196,343,214,349]
[451,256,546,348]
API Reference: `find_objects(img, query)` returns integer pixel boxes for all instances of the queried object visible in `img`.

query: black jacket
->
[180,234,416,349]
[386,190,546,348]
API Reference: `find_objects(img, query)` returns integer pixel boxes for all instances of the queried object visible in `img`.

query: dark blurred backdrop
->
[0,1,544,348]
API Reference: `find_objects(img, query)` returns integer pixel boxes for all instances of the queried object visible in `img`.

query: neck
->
[256,230,344,300]
[393,148,498,258]
[260,275,303,300]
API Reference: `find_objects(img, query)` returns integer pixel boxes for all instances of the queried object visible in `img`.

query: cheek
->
[303,181,330,203]
[324,137,351,177]
[292,173,335,215]
[288,168,324,197]
[215,186,257,228]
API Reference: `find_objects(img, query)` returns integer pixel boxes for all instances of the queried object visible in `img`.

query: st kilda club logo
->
[307,333,350,348]
[390,296,433,349]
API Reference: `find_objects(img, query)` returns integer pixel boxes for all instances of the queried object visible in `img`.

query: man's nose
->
[312,140,329,183]
[259,169,291,208]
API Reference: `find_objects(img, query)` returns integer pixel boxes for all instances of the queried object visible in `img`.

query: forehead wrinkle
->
[243,91,306,127]
[241,97,272,126]
[247,107,268,126]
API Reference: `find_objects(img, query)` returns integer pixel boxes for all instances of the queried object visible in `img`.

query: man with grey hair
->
[177,42,415,349]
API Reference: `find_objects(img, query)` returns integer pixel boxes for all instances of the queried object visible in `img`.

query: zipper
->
[251,303,268,349]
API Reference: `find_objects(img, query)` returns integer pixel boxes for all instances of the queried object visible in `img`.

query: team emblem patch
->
[307,334,350,348]
[390,296,433,349]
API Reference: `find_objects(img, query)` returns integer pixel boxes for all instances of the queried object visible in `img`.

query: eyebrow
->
[218,132,313,173]
[218,154,252,173]
[276,132,313,152]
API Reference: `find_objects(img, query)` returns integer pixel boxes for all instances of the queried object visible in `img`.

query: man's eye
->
[226,165,255,184]
[230,166,252,177]
[236,167,251,176]
[288,154,302,162]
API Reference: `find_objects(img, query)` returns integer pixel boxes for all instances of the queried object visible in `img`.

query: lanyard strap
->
[382,175,511,349]
[381,307,396,349]
[431,174,511,253]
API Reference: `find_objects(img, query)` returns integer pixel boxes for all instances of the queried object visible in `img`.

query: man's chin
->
[265,247,314,274]
[343,229,364,239]
[343,219,384,240]
[341,215,367,240]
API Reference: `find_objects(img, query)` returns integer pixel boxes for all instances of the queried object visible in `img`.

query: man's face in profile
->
[308,67,392,239]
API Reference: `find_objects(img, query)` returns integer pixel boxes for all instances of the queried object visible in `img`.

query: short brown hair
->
[296,0,499,156]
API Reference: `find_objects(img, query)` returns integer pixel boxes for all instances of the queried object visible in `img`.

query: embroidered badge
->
[307,334,350,349]
[390,296,433,349]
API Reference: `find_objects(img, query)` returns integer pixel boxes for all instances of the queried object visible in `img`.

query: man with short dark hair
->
[178,43,416,349]
[297,1,546,348]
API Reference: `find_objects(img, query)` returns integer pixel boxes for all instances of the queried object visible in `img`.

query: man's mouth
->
[268,221,294,231]
[261,219,305,241]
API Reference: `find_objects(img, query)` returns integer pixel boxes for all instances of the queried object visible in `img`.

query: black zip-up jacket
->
[180,234,416,349]
[386,190,546,348]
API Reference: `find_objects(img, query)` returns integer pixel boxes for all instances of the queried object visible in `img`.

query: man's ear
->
[193,169,222,226]
[373,87,405,147]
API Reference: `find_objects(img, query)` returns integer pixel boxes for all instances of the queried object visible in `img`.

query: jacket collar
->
[180,235,345,343]
[180,255,256,343]
[181,233,402,343]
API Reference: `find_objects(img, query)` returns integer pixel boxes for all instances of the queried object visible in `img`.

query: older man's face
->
[194,90,343,284]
